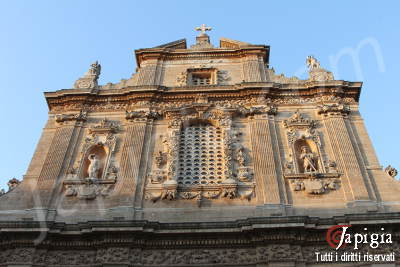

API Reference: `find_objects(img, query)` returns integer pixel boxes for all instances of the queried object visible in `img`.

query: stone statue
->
[306,56,320,70]
[87,61,101,78]
[237,148,246,167]
[88,154,100,179]
[385,165,398,178]
[306,55,334,81]
[300,146,317,173]
[7,178,21,191]
[73,61,101,89]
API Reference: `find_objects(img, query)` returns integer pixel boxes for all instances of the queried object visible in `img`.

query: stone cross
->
[195,24,212,35]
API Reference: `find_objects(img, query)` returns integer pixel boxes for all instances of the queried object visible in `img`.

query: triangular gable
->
[153,39,187,49]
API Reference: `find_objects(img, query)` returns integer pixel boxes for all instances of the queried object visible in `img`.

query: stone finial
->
[195,24,212,36]
[191,24,214,49]
[73,61,101,89]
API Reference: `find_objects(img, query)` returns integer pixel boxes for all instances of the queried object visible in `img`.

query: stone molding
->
[0,215,399,266]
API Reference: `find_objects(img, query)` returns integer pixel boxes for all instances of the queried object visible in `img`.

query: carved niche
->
[144,102,255,205]
[63,118,119,200]
[283,111,340,195]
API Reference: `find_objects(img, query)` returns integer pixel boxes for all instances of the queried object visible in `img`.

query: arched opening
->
[81,145,108,179]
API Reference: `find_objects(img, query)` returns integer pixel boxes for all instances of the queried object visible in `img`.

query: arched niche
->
[81,145,108,179]
[294,139,320,173]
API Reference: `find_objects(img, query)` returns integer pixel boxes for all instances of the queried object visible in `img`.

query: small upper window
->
[187,68,217,86]
[192,73,211,85]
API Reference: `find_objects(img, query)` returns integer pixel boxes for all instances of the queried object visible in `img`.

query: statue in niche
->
[87,154,100,180]
[300,146,318,173]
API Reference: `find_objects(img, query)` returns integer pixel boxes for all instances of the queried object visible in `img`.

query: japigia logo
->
[326,225,392,250]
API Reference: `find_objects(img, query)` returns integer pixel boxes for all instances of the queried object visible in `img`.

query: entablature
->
[45,81,361,112]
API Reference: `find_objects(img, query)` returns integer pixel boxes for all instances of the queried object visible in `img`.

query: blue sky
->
[0,1,399,189]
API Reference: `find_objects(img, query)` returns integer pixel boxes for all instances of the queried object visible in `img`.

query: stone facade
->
[0,27,399,266]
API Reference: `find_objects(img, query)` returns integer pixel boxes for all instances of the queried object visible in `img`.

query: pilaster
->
[249,114,281,205]
[319,106,371,204]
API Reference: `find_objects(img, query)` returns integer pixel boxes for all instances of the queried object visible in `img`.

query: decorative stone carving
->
[145,103,255,202]
[266,68,302,84]
[283,111,316,130]
[148,169,166,184]
[176,71,187,86]
[306,56,334,82]
[385,165,398,178]
[7,178,21,191]
[55,110,87,125]
[237,167,253,182]
[240,105,277,116]
[73,61,101,89]
[154,151,164,168]
[283,111,340,194]
[126,109,160,122]
[63,119,119,200]
[217,70,230,84]
[290,177,340,195]
[88,118,119,134]
[162,180,178,200]
[237,147,246,167]
[317,103,350,116]
[326,160,338,173]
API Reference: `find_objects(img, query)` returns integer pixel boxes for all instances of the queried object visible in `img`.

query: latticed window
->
[177,123,225,186]
[192,74,211,85]
[187,68,216,86]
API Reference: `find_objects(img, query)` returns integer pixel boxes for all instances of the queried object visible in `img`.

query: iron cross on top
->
[195,24,212,35]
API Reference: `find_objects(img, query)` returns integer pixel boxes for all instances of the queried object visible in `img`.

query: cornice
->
[135,45,270,67]
[44,81,361,112]
[0,212,399,235]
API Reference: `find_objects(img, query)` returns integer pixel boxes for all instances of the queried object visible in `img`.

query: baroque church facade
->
[0,26,399,266]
